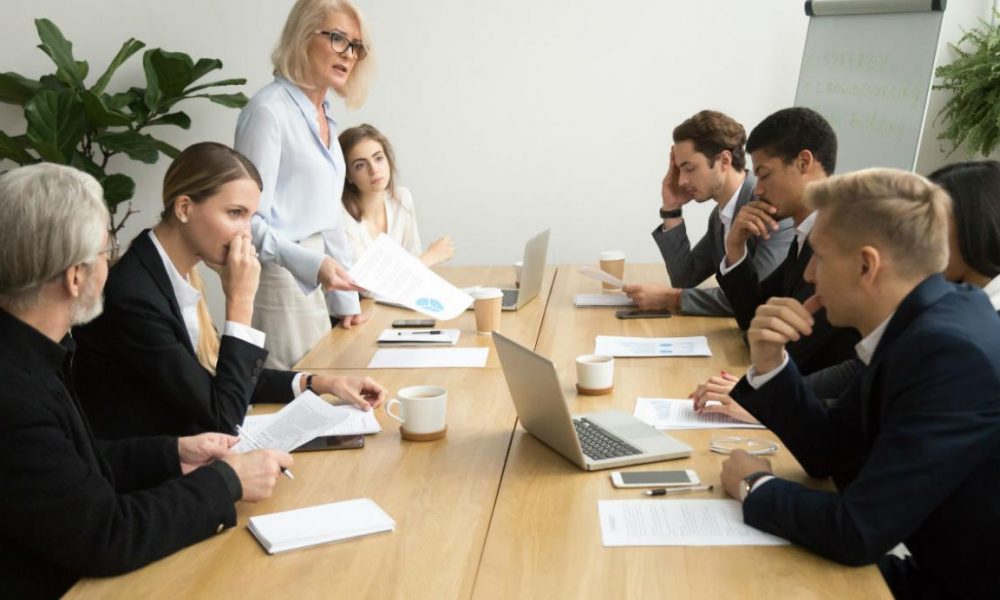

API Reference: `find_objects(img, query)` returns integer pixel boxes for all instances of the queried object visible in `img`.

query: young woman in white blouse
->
[339,124,454,266]
[235,0,375,369]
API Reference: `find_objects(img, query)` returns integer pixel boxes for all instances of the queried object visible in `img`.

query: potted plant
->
[0,19,249,232]
[934,11,1000,158]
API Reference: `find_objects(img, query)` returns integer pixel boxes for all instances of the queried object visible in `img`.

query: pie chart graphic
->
[415,297,445,313]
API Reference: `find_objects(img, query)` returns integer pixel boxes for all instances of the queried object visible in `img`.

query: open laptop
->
[492,332,692,470]
[501,229,549,311]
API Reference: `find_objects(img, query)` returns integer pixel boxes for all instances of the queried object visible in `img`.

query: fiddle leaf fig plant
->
[934,11,1000,158]
[0,18,249,232]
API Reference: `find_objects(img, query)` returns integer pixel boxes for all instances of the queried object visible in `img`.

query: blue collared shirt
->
[235,76,359,315]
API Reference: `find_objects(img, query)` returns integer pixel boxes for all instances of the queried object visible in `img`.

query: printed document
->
[349,234,473,320]
[233,391,349,452]
[594,335,711,357]
[578,266,624,288]
[598,500,789,547]
[634,398,764,430]
[573,294,635,307]
[243,404,382,438]
[367,347,489,369]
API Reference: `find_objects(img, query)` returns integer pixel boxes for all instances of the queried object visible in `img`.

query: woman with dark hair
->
[930,160,1000,313]
[73,142,385,439]
[339,123,453,266]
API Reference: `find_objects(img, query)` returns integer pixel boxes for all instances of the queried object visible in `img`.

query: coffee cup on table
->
[576,354,615,395]
[599,250,626,290]
[472,287,502,334]
[385,385,448,441]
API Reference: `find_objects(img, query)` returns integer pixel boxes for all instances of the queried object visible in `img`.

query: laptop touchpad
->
[616,423,661,440]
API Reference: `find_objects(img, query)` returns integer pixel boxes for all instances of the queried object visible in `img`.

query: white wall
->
[0,0,992,322]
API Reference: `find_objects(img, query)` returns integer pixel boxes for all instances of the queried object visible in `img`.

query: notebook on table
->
[248,498,395,554]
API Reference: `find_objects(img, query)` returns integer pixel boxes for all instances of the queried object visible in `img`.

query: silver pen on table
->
[642,484,713,497]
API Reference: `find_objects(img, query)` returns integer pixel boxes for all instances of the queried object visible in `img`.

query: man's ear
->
[717,150,733,169]
[859,245,881,283]
[63,264,85,299]
[797,149,815,173]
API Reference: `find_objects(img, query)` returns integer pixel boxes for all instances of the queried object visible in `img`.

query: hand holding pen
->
[236,424,295,479]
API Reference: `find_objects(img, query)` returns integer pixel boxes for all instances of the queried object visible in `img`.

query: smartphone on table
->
[292,435,365,453]
[392,319,436,328]
[610,469,699,488]
[615,309,672,319]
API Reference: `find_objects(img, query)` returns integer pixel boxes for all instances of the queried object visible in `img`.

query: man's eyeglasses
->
[101,233,121,264]
[315,30,368,61]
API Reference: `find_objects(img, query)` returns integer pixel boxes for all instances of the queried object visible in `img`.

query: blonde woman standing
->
[73,142,386,439]
[236,0,375,369]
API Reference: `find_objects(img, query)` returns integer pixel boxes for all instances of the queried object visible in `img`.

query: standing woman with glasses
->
[73,142,386,440]
[235,0,375,369]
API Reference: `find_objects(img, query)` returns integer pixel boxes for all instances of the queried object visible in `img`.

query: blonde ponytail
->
[189,266,221,374]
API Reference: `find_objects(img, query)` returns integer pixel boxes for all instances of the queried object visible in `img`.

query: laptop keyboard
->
[501,288,519,308]
[573,418,641,461]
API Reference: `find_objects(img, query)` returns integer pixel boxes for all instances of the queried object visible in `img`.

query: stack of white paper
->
[633,398,764,430]
[249,498,395,554]
[242,404,382,438]
[376,328,460,345]
[233,392,349,453]
[573,294,635,307]
[598,500,788,547]
[594,335,711,357]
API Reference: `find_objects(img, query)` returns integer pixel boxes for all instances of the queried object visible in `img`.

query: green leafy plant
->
[0,19,249,232]
[934,11,1000,158]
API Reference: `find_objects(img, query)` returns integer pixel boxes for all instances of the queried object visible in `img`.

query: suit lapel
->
[129,231,197,355]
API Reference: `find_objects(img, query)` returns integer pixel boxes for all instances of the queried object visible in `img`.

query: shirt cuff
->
[745,352,789,388]
[750,475,776,494]
[719,247,749,275]
[223,321,266,348]
[291,372,308,397]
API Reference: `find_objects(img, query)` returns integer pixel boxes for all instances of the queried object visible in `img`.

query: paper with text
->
[573,294,635,307]
[578,266,625,288]
[595,335,711,357]
[634,398,764,430]
[599,500,789,546]
[349,234,472,320]
[367,347,489,369]
[243,404,382,437]
[234,391,349,452]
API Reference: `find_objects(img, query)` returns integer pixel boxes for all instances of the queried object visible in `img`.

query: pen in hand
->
[643,484,713,497]
[235,424,295,480]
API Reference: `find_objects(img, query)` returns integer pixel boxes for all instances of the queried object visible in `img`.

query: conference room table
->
[67,264,891,599]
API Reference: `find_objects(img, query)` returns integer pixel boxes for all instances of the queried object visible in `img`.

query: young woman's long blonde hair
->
[161,142,263,373]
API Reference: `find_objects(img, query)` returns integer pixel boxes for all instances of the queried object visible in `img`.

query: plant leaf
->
[24,89,87,162]
[146,49,195,102]
[183,78,246,94]
[101,173,135,210]
[80,91,132,127]
[92,38,146,95]
[190,92,248,108]
[0,131,36,164]
[68,150,104,179]
[0,72,41,106]
[34,19,86,89]
[190,58,223,82]
[94,130,161,163]
[152,138,181,159]
[146,111,191,129]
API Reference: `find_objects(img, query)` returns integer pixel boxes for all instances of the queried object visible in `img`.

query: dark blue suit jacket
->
[733,275,1000,598]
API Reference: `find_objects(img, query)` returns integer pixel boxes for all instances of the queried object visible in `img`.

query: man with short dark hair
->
[720,168,1000,598]
[623,110,793,316]
[0,163,292,598]
[717,107,858,374]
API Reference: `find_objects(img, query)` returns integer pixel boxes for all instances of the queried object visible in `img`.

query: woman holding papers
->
[73,143,386,440]
[339,124,454,266]
[235,0,376,369]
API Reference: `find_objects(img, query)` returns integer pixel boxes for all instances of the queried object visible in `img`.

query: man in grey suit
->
[624,110,793,316]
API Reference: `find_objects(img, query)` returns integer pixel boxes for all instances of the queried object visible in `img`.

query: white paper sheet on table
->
[376,328,460,345]
[633,397,764,430]
[594,335,711,357]
[573,293,635,307]
[243,404,382,437]
[233,391,349,452]
[367,347,489,369]
[578,266,625,288]
[348,234,472,320]
[598,500,789,547]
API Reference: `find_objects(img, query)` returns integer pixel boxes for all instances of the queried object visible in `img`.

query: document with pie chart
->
[349,234,473,320]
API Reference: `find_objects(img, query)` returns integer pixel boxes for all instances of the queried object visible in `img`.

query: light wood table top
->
[296,265,556,370]
[66,369,518,600]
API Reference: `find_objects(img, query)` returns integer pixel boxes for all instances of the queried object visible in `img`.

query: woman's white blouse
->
[235,76,359,315]
[341,187,423,262]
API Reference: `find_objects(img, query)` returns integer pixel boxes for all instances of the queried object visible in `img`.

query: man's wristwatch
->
[659,207,683,219]
[739,470,772,502]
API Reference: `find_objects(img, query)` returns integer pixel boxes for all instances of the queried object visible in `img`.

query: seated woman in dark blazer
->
[74,142,386,439]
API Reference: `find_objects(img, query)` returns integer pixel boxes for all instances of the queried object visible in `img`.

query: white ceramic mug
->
[385,386,448,439]
[576,354,614,395]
